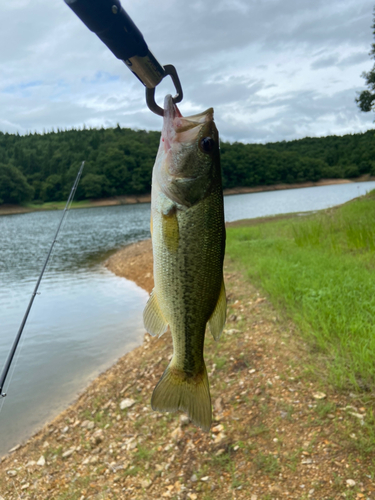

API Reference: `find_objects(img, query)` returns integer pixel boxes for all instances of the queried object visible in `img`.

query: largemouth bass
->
[143,94,226,431]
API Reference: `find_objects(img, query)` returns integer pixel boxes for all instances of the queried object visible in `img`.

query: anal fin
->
[208,280,226,341]
[143,289,168,337]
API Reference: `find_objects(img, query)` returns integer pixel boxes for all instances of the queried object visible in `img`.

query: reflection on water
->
[1,181,375,456]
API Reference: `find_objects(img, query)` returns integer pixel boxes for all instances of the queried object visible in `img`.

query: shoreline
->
[0,240,154,459]
[1,175,374,216]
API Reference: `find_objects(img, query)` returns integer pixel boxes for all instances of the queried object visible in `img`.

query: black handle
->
[64,0,165,88]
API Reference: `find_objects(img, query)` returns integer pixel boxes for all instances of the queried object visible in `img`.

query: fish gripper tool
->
[64,0,183,116]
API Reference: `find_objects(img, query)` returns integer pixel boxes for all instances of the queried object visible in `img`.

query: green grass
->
[253,452,280,476]
[226,189,375,391]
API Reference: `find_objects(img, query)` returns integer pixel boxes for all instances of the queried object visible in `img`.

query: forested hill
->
[0,126,374,205]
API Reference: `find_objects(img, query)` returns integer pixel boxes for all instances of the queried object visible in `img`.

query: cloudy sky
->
[0,0,374,143]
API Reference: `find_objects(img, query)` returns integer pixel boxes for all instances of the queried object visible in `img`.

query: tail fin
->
[151,361,212,432]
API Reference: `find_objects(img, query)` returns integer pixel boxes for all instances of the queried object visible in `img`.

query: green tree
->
[356,7,375,112]
[41,174,63,201]
[81,173,111,199]
[0,163,34,204]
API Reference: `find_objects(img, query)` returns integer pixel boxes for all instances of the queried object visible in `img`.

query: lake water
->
[1,180,375,456]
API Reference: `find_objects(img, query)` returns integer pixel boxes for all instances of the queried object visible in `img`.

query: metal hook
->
[146,64,183,117]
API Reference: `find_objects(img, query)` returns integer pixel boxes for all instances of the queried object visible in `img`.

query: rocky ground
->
[1,238,375,500]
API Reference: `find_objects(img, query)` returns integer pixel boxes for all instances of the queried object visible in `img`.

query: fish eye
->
[200,137,215,153]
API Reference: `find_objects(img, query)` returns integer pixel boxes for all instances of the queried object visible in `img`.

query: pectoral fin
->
[208,280,226,340]
[143,289,168,337]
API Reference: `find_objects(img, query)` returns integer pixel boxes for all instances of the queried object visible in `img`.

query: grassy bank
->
[226,189,375,392]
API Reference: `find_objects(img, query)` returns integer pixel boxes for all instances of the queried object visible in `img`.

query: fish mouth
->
[162,95,213,152]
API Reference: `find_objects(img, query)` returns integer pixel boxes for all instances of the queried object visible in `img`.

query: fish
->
[143,94,226,431]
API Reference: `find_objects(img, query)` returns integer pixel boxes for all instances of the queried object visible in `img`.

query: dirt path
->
[0,239,374,499]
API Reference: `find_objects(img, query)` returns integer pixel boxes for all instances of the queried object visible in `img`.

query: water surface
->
[224,181,375,222]
[0,204,151,456]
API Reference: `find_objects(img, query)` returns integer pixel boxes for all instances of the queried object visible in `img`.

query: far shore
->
[1,175,374,216]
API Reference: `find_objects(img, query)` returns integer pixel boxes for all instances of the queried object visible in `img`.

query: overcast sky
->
[0,0,374,143]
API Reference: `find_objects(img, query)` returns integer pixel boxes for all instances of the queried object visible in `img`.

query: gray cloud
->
[0,0,374,143]
[311,55,340,70]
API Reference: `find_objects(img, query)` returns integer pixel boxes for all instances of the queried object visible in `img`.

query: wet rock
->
[8,444,21,453]
[37,455,46,466]
[120,398,136,410]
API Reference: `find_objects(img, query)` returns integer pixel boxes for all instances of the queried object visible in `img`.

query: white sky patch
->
[0,0,374,142]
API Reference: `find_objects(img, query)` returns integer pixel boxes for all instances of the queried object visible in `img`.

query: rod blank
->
[0,161,85,398]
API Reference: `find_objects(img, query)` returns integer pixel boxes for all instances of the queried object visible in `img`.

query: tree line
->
[0,126,374,205]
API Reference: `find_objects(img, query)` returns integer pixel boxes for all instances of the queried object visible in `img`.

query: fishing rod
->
[0,161,85,398]
[64,0,183,116]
